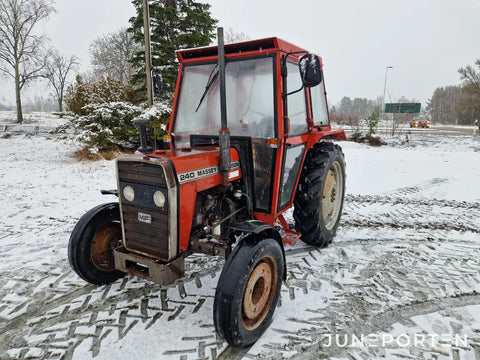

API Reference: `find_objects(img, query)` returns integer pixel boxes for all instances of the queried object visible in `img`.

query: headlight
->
[123,185,135,202]
[153,190,166,208]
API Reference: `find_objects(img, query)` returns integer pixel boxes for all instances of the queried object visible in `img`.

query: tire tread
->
[293,142,345,247]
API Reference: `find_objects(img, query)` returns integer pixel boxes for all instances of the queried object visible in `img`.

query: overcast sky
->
[1,0,479,109]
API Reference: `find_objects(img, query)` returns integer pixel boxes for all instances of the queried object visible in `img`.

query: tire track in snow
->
[0,255,226,360]
[2,188,480,359]
[246,233,480,359]
[289,293,480,360]
[222,187,480,359]
[342,193,480,234]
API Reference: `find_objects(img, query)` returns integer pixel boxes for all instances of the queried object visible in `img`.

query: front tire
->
[294,142,346,247]
[68,203,125,285]
[214,236,284,347]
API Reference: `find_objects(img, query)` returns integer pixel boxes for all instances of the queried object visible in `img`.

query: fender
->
[229,220,287,280]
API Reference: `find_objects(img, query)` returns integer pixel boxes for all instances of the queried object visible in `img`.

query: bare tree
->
[224,28,249,44]
[0,0,55,123]
[334,96,376,130]
[45,49,79,112]
[459,59,480,96]
[458,60,480,124]
[89,27,138,84]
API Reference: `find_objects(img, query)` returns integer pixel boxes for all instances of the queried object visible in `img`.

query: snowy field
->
[1,122,480,360]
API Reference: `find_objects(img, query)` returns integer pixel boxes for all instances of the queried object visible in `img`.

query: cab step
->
[281,230,301,245]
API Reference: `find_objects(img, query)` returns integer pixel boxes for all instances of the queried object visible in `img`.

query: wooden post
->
[143,0,153,107]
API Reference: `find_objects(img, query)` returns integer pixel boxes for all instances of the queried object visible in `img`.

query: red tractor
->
[68,28,347,347]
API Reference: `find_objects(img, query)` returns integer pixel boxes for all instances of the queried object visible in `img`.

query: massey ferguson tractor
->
[68,28,347,347]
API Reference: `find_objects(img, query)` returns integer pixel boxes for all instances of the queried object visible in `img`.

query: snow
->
[1,121,480,360]
[344,134,480,201]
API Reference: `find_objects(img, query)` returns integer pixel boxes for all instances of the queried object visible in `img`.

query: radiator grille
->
[117,160,175,261]
[117,161,167,187]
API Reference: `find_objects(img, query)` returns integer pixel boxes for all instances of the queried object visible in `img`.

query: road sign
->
[385,103,421,114]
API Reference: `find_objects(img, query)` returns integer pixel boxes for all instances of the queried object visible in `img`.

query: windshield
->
[174,57,275,147]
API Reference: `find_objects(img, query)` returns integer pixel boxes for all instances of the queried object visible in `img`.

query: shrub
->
[74,146,120,161]
[72,102,143,152]
[367,135,385,146]
[64,75,91,115]
[65,76,136,116]
[350,130,364,142]
[349,129,385,146]
[53,101,173,158]
[140,103,171,141]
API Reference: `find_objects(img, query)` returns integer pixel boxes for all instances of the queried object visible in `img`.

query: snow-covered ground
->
[1,123,480,360]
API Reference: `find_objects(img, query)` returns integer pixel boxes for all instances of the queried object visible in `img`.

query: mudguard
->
[229,220,287,280]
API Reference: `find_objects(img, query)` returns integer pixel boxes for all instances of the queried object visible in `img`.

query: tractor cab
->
[169,37,345,221]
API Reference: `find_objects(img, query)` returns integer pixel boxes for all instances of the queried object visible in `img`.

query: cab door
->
[278,60,309,211]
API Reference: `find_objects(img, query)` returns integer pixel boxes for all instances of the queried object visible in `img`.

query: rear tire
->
[214,236,284,347]
[294,142,345,247]
[68,203,125,285]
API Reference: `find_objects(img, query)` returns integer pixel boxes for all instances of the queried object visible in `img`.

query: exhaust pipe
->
[217,27,230,186]
[132,117,153,154]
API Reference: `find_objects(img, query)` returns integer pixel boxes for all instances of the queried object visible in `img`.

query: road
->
[343,123,478,138]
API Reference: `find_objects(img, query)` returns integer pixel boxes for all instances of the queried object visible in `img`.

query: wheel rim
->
[242,256,278,331]
[90,221,122,272]
[322,161,344,230]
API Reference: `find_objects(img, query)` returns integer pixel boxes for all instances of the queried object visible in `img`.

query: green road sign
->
[385,103,421,113]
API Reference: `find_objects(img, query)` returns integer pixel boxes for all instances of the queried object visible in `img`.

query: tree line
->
[426,62,480,125]
[0,0,218,123]
[332,61,480,128]
[1,0,478,127]
[330,95,418,137]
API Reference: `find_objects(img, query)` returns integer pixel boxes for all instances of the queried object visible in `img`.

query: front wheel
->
[294,142,346,247]
[68,203,125,285]
[214,237,284,347]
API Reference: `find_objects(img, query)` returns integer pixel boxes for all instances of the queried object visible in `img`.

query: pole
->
[143,0,153,107]
[218,28,227,130]
[382,66,393,135]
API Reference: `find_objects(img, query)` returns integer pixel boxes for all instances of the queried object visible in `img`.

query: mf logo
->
[138,212,152,224]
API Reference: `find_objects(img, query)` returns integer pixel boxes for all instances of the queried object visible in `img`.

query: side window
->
[279,144,305,208]
[253,142,275,211]
[310,82,329,126]
[286,62,308,136]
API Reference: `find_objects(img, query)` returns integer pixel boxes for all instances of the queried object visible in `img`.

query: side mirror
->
[152,67,163,97]
[299,54,322,87]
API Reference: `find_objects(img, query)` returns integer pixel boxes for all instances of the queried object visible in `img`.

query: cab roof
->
[176,37,310,62]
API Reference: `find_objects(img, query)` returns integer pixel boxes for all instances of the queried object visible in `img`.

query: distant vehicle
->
[410,115,430,128]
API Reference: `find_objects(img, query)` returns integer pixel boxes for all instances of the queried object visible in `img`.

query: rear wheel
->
[294,142,345,247]
[68,203,125,284]
[214,236,284,347]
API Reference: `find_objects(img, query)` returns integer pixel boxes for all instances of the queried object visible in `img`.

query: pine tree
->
[365,111,379,137]
[128,0,217,101]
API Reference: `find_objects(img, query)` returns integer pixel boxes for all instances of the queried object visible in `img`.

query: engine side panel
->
[116,148,242,261]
